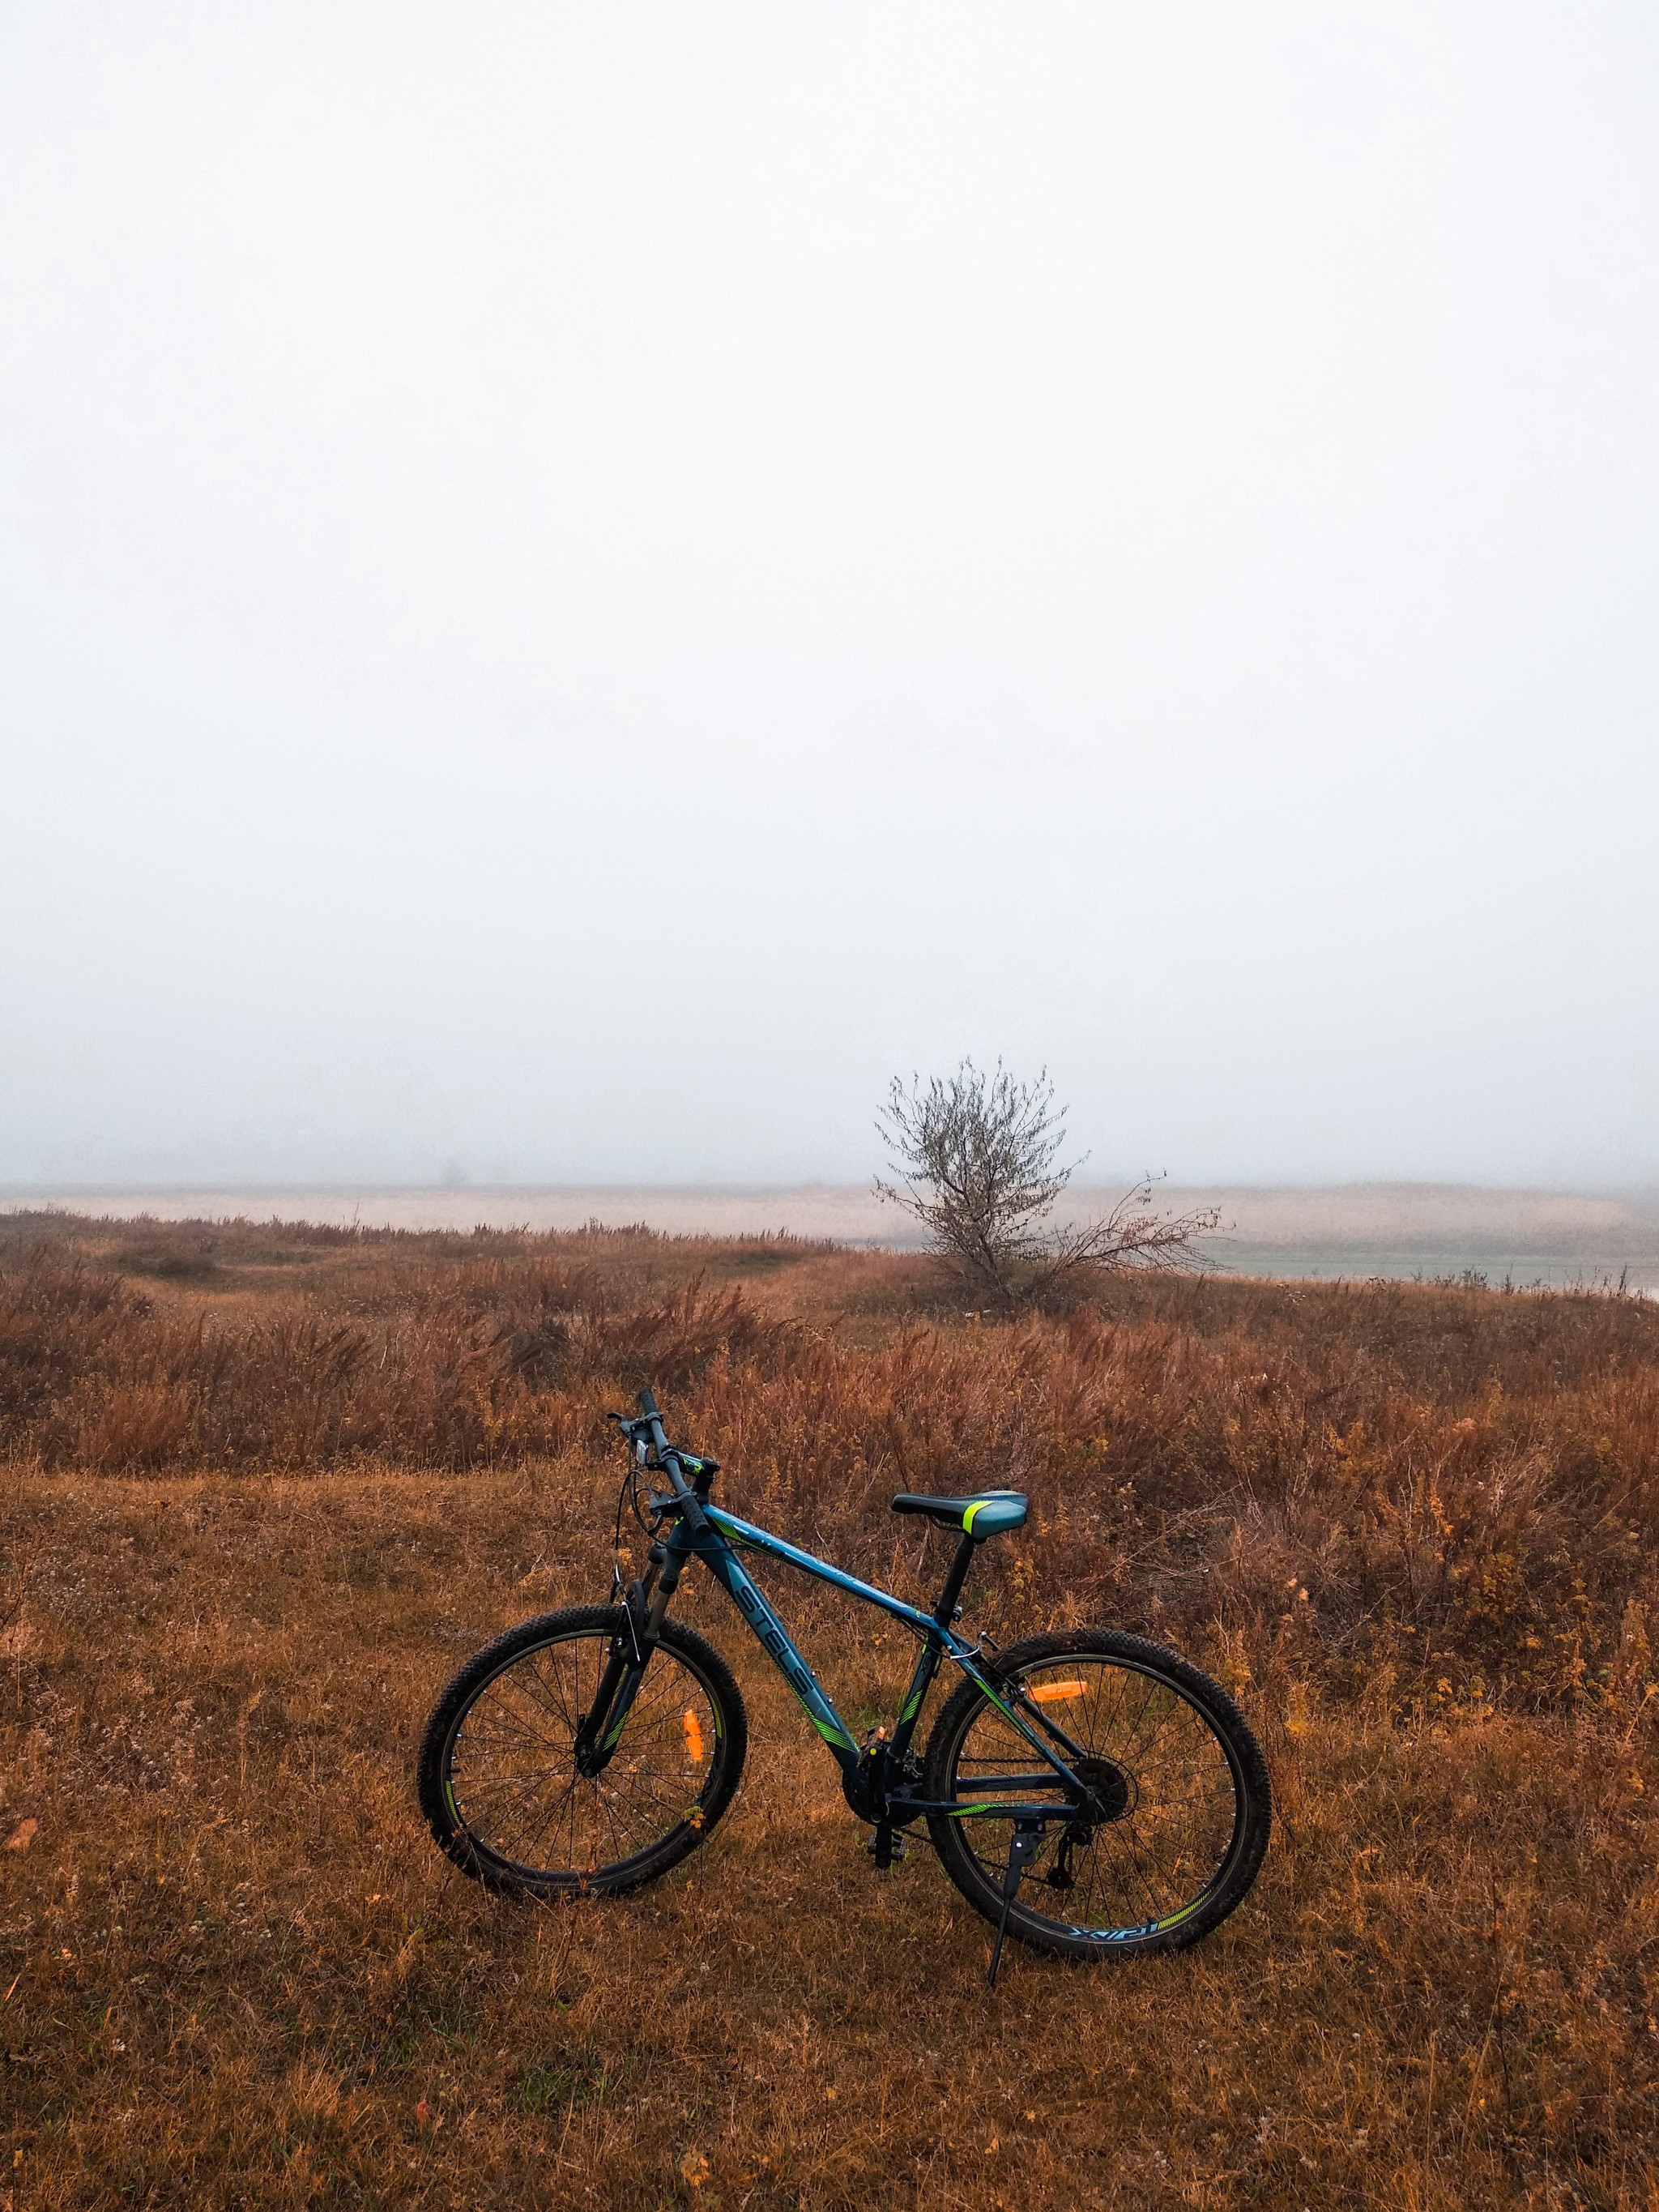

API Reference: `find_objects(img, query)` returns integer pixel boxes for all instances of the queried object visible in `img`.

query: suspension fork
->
[574,1521,693,1775]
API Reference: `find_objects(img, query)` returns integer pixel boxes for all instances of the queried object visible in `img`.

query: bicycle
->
[417,1390,1271,1982]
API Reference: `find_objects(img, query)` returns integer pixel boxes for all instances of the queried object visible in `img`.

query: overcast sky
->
[2,3,1657,1189]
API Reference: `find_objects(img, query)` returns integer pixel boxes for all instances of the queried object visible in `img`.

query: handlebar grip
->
[638,1387,659,1418]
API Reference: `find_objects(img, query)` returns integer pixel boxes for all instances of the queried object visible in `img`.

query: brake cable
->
[606,1416,667,1604]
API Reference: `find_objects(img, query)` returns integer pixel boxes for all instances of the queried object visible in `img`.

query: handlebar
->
[611,1389,706,1518]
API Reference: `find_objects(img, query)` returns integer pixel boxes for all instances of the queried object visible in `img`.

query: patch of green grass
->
[512,2054,615,2116]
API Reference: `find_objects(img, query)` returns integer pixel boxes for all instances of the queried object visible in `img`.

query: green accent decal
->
[900,1686,925,1723]
[706,1508,759,1548]
[1148,1894,1206,1932]
[962,1501,983,1535]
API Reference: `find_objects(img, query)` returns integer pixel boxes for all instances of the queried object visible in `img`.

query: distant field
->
[2,1212,1657,2206]
[6,1179,1659,1290]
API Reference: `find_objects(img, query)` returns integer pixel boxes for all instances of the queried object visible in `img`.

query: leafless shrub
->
[875,1057,1218,1303]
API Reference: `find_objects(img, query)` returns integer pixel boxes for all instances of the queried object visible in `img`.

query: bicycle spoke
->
[950,1654,1243,1940]
[444,1626,722,1882]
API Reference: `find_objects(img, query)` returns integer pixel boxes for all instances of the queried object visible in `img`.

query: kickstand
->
[987,1825,1043,1990]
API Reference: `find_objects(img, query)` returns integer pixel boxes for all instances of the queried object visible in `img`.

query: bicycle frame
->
[560,1463,1090,1849]
[682,1502,1083,1821]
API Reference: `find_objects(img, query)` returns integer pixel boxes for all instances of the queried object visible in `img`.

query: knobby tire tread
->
[923,1627,1271,1961]
[416,1604,748,1897]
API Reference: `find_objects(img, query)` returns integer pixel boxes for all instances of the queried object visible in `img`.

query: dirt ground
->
[2,1223,1657,2206]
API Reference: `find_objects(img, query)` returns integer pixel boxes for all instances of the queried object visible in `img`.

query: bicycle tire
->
[923,1628,1270,1961]
[417,1605,748,1895]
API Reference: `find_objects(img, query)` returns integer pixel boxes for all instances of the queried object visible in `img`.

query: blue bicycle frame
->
[610,1399,1095,1831]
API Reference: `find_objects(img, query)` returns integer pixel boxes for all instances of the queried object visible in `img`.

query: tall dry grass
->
[2,1213,1657,2206]
[4,1214,1656,1715]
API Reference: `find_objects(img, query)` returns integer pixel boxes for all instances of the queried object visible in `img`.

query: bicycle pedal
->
[866,1829,907,1868]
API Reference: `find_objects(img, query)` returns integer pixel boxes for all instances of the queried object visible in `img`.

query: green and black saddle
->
[890,1488,1028,1539]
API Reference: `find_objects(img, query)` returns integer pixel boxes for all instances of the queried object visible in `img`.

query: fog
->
[3,4,1657,1190]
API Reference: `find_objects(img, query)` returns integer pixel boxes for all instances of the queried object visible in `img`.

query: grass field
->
[2,1213,1657,2208]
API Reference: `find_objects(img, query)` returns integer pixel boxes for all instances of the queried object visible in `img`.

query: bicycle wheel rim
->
[945,1652,1247,1944]
[441,1627,725,1887]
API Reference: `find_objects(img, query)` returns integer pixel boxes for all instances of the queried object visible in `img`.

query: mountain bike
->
[417,1390,1271,1981]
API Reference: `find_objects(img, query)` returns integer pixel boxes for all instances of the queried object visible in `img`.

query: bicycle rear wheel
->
[418,1605,747,1895]
[924,1629,1270,1960]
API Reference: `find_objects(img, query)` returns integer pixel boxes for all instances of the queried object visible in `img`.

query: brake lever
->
[608,1414,657,1470]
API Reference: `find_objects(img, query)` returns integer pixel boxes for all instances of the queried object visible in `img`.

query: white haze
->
[2,3,1657,1189]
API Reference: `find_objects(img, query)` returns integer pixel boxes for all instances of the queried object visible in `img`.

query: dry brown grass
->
[2,1214,1657,2208]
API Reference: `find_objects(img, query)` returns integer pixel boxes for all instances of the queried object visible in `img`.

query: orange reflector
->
[1028,1680,1087,1703]
[683,1710,705,1764]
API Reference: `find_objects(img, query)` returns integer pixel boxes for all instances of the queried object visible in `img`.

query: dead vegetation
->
[876,1060,1218,1301]
[2,1211,1657,2207]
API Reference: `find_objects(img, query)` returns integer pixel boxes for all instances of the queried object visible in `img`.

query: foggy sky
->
[3,3,1657,1189]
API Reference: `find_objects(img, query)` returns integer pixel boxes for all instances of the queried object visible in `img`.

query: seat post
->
[932,1534,978,1630]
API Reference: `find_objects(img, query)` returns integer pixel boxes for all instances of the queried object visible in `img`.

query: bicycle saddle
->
[889,1489,1028,1538]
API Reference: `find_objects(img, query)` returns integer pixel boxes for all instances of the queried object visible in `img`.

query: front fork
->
[573,1527,689,1776]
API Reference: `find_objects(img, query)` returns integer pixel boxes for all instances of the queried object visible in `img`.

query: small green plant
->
[514,2058,610,2115]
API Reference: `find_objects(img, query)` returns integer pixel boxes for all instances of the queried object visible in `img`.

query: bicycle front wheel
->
[924,1629,1270,1960]
[417,1605,747,1895]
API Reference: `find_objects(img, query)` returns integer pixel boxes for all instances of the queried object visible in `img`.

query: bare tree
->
[875,1059,1219,1305]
